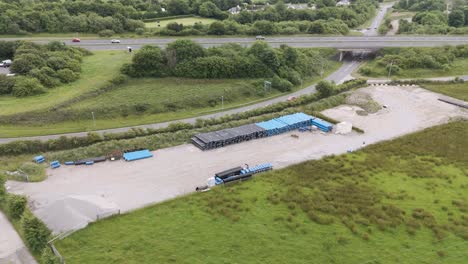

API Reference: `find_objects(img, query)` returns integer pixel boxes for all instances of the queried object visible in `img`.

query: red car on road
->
[72,38,81,42]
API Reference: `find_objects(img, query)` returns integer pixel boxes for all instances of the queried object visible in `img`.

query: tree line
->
[0,0,148,34]
[158,0,376,36]
[123,40,335,92]
[0,41,91,97]
[395,0,468,34]
[0,0,377,36]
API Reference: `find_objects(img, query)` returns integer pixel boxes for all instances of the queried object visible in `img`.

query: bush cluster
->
[359,45,468,75]
[123,40,334,95]
[157,18,350,36]
[0,41,91,97]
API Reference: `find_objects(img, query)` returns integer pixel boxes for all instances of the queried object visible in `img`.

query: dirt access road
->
[6,86,468,234]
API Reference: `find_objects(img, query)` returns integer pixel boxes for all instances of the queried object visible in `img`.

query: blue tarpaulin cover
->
[123,149,153,161]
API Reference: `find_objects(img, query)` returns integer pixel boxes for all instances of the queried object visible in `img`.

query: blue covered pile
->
[123,149,153,161]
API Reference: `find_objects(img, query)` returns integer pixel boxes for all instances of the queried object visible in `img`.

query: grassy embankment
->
[0,50,341,137]
[145,17,219,28]
[55,121,468,263]
[357,57,468,79]
[421,82,468,101]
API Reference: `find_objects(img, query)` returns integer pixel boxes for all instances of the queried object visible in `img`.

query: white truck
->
[0,59,12,67]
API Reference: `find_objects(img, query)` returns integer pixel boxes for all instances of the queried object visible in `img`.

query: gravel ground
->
[6,86,468,234]
[0,67,10,75]
[0,211,37,264]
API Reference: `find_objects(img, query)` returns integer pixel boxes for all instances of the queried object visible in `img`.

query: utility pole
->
[221,96,224,109]
[387,60,394,79]
[91,112,96,129]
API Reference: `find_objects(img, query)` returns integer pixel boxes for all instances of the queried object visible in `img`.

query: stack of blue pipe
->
[255,112,315,136]
[50,160,61,169]
[34,155,45,164]
[311,118,333,132]
[240,163,273,174]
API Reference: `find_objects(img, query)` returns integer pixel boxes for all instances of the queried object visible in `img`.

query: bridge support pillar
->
[339,51,344,62]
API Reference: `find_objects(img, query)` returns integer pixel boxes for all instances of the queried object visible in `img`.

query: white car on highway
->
[111,39,121,44]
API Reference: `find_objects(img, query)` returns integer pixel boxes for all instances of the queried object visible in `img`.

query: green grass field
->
[55,121,468,264]
[145,17,219,28]
[421,82,468,101]
[0,51,131,116]
[358,57,468,79]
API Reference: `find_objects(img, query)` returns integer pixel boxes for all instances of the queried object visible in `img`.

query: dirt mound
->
[345,91,381,115]
[36,195,119,234]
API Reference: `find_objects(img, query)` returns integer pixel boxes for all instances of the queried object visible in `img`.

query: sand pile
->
[36,195,119,234]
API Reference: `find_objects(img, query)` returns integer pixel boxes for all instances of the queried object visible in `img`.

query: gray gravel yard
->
[6,85,467,234]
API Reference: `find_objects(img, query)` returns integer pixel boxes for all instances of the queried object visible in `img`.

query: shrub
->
[359,66,372,75]
[0,74,16,95]
[22,211,51,254]
[272,76,293,92]
[316,80,336,98]
[98,29,115,37]
[57,69,79,83]
[135,28,145,35]
[0,173,6,201]
[7,194,27,219]
[41,247,61,264]
[12,76,46,97]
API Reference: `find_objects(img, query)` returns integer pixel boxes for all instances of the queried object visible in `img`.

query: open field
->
[421,82,468,101]
[48,114,468,263]
[0,51,130,116]
[358,57,468,79]
[145,17,219,28]
[390,11,415,20]
[6,85,467,236]
[0,61,341,138]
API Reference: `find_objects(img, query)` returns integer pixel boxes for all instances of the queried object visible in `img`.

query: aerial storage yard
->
[6,85,467,234]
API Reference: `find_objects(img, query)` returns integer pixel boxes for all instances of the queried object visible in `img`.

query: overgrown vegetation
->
[394,0,468,34]
[421,82,468,101]
[0,41,91,97]
[54,121,468,263]
[154,0,377,36]
[124,40,333,85]
[358,45,468,78]
[0,0,145,35]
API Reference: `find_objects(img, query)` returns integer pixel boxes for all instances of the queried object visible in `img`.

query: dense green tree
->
[316,80,336,98]
[0,74,15,95]
[167,0,190,15]
[166,40,205,64]
[448,10,465,27]
[12,76,46,97]
[209,21,226,35]
[131,45,167,76]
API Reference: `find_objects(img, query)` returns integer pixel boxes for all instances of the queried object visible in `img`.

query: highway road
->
[364,2,394,36]
[37,36,468,50]
[0,60,361,143]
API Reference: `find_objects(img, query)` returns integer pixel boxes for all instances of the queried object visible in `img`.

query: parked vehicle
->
[72,38,81,42]
[0,59,12,67]
[256,35,265,40]
[111,39,121,43]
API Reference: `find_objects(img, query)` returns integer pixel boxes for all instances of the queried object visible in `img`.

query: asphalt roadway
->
[0,60,361,143]
[31,36,468,51]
